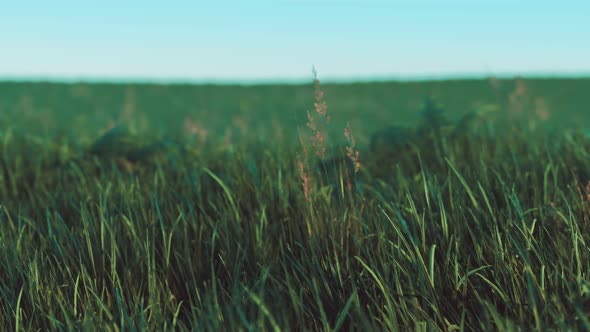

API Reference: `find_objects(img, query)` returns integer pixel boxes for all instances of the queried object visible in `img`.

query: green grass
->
[1,78,590,330]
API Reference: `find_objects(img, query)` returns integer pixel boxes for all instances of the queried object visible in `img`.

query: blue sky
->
[1,1,589,82]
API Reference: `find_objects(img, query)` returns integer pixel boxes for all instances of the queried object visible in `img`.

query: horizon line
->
[2,71,590,85]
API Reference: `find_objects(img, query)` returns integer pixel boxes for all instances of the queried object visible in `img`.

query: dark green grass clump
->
[1,116,590,331]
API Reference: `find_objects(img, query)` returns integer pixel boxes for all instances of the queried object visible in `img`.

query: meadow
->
[1,76,590,330]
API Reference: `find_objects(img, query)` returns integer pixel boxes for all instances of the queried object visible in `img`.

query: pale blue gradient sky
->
[1,1,589,82]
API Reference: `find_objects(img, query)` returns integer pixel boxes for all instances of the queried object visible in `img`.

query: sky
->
[1,1,589,83]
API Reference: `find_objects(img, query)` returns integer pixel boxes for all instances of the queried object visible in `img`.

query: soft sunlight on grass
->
[0,77,589,330]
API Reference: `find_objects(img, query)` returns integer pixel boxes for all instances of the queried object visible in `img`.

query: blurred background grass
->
[1,77,588,151]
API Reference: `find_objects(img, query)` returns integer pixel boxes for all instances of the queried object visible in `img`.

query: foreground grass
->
[1,112,590,331]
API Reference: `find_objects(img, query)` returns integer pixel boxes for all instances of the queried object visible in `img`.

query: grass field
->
[1,76,590,330]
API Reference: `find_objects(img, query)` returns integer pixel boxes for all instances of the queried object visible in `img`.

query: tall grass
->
[0,78,589,330]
